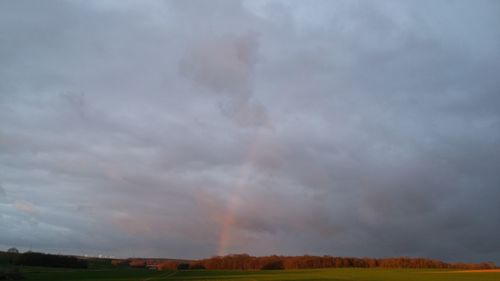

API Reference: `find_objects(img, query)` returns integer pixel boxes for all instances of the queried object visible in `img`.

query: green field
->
[4,267,499,281]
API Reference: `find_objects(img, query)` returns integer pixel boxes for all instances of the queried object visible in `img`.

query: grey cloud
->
[0,185,6,204]
[180,32,270,127]
[0,0,499,263]
[179,33,258,97]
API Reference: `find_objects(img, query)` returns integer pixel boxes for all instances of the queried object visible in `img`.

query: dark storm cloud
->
[1,0,499,263]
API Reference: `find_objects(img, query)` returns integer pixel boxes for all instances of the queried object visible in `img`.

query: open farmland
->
[13,267,500,281]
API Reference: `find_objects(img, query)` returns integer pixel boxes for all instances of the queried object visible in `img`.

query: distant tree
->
[111,259,126,267]
[157,261,179,270]
[4,248,20,264]
[260,260,284,270]
[188,263,206,270]
[177,263,190,270]
[128,260,146,268]
[7,248,19,254]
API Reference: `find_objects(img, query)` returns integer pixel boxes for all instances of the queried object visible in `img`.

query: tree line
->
[184,254,496,270]
[12,252,88,269]
[9,252,494,271]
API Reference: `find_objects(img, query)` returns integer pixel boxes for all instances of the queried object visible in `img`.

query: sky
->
[1,0,500,263]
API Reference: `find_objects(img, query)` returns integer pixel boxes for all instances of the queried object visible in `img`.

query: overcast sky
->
[1,0,500,263]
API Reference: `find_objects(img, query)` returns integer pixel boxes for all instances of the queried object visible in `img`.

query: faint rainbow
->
[216,131,263,256]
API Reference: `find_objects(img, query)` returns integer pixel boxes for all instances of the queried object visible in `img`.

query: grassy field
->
[3,267,499,281]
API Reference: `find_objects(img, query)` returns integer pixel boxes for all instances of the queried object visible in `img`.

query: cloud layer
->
[1,0,500,262]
